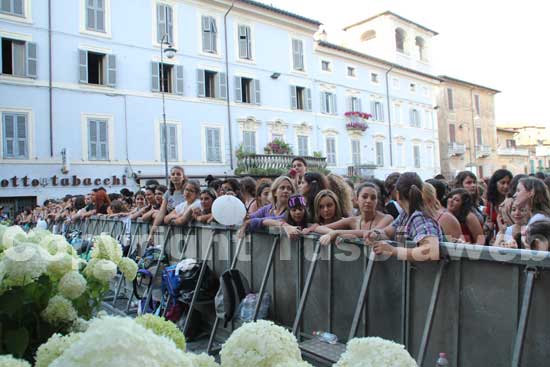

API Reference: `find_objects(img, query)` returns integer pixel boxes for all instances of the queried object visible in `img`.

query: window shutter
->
[16,114,26,157]
[332,94,337,114]
[306,88,312,111]
[417,110,422,128]
[106,54,116,87]
[79,49,88,83]
[218,72,227,99]
[370,101,376,120]
[86,0,95,30]
[245,26,252,59]
[290,86,297,109]
[196,69,205,97]
[157,4,166,43]
[297,40,304,70]
[26,42,37,78]
[234,76,242,102]
[3,114,14,157]
[0,39,3,74]
[88,120,97,159]
[214,128,221,161]
[202,16,211,52]
[238,25,247,59]
[96,0,105,32]
[210,18,217,53]
[379,103,384,121]
[166,6,173,44]
[151,62,160,92]
[254,79,261,105]
[320,92,326,114]
[175,65,184,95]
[356,98,362,112]
[99,120,108,160]
[169,125,177,160]
[346,96,352,112]
[409,109,414,126]
[292,39,303,70]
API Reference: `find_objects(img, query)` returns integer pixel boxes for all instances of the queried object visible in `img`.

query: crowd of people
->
[8,157,550,261]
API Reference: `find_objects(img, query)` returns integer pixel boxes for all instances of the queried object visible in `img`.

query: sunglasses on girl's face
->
[288,196,306,208]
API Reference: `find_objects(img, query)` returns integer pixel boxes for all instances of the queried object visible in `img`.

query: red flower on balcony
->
[346,122,368,131]
[344,111,372,120]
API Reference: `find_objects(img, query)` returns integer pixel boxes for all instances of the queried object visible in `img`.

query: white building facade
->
[0,0,440,205]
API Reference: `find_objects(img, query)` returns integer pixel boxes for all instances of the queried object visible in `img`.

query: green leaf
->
[5,327,29,358]
[0,289,24,317]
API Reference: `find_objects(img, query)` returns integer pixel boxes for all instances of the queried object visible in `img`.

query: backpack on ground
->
[215,269,250,327]
[133,247,168,300]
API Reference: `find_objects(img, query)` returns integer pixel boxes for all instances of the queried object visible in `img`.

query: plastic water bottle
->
[238,294,257,322]
[312,331,338,344]
[436,352,449,366]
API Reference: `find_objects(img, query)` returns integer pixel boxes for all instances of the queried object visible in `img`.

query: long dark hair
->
[519,177,550,217]
[426,178,448,207]
[303,172,328,220]
[168,166,186,195]
[395,172,424,215]
[509,174,528,198]
[447,188,473,223]
[486,169,512,206]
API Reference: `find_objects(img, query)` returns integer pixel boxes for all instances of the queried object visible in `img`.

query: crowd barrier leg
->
[182,229,219,335]
[161,227,194,317]
[347,249,376,341]
[292,240,322,336]
[416,258,448,366]
[252,236,280,322]
[206,234,247,354]
[511,267,537,367]
[401,260,411,348]
[141,226,174,314]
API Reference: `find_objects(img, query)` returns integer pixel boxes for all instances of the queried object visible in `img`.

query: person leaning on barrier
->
[422,182,462,242]
[192,188,217,223]
[363,172,443,262]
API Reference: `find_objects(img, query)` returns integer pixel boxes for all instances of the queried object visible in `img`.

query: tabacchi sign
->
[0,175,128,188]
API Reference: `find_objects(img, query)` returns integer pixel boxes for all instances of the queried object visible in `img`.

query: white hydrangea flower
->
[91,259,117,283]
[274,361,313,367]
[118,257,138,281]
[1,225,27,251]
[40,234,75,257]
[0,354,31,367]
[335,337,417,367]
[35,333,81,367]
[91,234,122,265]
[187,353,220,367]
[46,253,74,279]
[41,295,77,325]
[49,316,194,367]
[1,242,49,287]
[58,271,87,300]
[220,320,302,367]
[26,228,52,244]
[69,317,90,333]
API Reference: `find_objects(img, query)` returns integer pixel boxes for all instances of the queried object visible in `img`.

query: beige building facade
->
[496,124,550,174]
[495,128,529,174]
[436,76,500,179]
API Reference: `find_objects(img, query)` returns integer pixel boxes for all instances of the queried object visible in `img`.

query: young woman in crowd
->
[484,169,513,238]
[92,190,111,216]
[147,166,186,244]
[446,188,484,244]
[141,186,166,222]
[326,173,353,217]
[262,194,308,239]
[291,156,308,188]
[168,180,201,225]
[129,191,148,220]
[192,188,217,224]
[301,172,329,221]
[364,172,443,261]
[422,182,462,241]
[384,172,402,219]
[308,182,393,245]
[245,176,295,232]
[524,220,550,251]
[514,177,550,225]
[494,199,529,248]
[248,181,271,214]
[454,171,484,223]
[240,177,257,213]
[221,178,242,198]
[311,189,344,226]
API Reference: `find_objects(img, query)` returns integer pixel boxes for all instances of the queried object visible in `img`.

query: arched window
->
[360,30,376,42]
[395,28,406,52]
[415,36,426,60]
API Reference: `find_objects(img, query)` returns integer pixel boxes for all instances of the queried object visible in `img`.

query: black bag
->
[179,261,219,304]
[215,269,250,327]
[133,247,168,300]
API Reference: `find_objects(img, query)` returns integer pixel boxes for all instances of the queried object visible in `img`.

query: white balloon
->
[212,195,247,226]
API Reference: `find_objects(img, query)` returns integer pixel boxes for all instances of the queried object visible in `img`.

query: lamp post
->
[160,34,177,185]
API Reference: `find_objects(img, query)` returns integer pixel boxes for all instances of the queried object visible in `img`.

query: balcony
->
[448,142,466,157]
[476,145,492,158]
[497,148,529,157]
[236,154,327,176]
[536,146,550,157]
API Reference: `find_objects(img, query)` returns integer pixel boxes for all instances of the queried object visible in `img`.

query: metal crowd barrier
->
[80,217,550,367]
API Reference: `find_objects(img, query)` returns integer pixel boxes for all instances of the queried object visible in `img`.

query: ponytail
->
[409,184,424,214]
[396,172,425,215]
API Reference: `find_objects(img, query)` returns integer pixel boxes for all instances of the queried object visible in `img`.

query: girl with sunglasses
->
[262,194,308,240]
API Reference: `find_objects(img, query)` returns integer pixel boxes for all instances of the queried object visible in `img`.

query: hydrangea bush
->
[0,225,138,361]
[335,337,417,367]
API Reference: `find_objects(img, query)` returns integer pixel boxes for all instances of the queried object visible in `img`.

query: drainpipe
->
[384,65,394,167]
[469,86,476,173]
[224,2,235,171]
[48,0,53,157]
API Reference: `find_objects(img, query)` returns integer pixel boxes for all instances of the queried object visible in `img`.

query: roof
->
[237,0,322,26]
[496,127,518,134]
[439,75,500,94]
[343,11,438,35]
[317,41,443,82]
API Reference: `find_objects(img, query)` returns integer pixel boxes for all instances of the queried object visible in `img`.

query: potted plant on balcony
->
[345,112,371,132]
[263,138,292,155]
[346,121,369,132]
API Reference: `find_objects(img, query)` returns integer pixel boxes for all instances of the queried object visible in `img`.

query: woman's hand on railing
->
[283,225,302,240]
[367,240,396,256]
[302,224,318,235]
[319,231,338,246]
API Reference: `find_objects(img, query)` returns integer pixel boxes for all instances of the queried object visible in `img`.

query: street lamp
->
[160,34,177,185]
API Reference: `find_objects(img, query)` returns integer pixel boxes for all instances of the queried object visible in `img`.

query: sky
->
[259,0,549,126]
